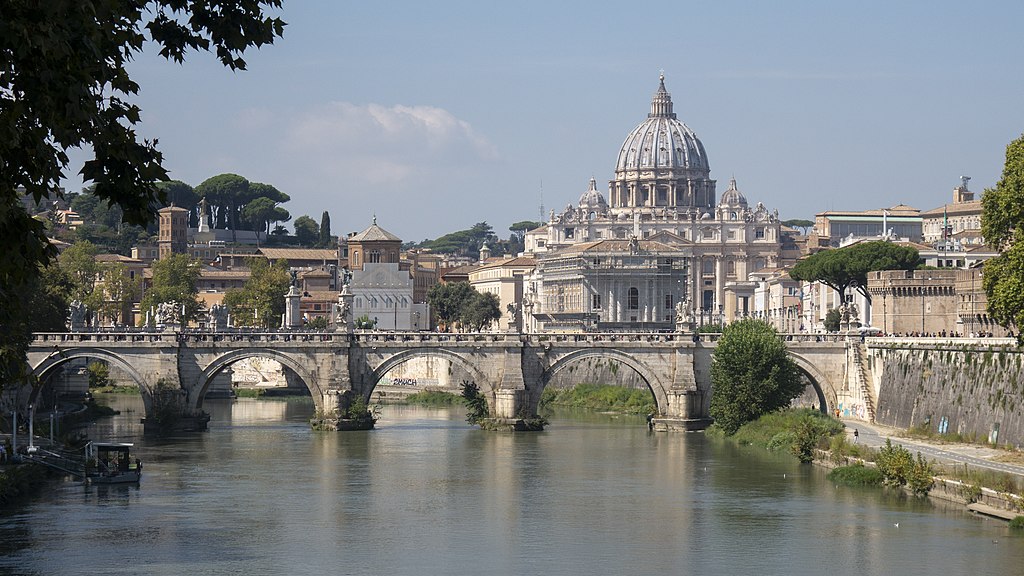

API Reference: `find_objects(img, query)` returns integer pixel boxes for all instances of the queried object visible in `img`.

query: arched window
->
[628,287,639,310]
[369,250,381,263]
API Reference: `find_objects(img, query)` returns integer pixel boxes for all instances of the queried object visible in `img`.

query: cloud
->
[281,102,498,186]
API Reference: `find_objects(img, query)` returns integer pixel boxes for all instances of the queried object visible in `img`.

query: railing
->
[40,330,1004,348]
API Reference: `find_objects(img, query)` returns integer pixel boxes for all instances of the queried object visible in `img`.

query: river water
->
[1,395,1021,576]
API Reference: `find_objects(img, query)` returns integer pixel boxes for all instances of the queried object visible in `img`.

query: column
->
[714,256,724,313]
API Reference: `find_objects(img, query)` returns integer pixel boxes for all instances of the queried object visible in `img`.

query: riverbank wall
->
[866,341,1024,448]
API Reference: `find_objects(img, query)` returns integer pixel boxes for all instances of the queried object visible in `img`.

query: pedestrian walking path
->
[843,419,1024,477]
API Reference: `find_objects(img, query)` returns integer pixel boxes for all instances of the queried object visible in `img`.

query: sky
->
[62,1,1024,243]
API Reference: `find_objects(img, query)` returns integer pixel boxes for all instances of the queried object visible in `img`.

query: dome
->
[614,74,709,174]
[719,177,747,207]
[578,177,608,210]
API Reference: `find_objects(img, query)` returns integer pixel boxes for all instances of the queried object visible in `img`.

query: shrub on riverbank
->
[405,390,461,406]
[828,463,884,486]
[539,383,655,415]
[1010,516,1024,529]
[713,408,843,458]
[876,439,935,495]
[0,464,49,506]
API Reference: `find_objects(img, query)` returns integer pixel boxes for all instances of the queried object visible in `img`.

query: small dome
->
[719,177,747,207]
[578,177,608,210]
[614,74,709,174]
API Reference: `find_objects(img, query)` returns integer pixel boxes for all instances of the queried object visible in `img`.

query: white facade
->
[350,263,416,330]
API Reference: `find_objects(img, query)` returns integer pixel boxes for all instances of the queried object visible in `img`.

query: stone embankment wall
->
[868,342,1024,447]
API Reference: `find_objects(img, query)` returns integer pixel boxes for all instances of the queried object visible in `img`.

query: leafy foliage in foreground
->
[981,133,1024,344]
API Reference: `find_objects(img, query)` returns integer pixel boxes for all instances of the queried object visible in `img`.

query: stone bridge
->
[22,331,860,431]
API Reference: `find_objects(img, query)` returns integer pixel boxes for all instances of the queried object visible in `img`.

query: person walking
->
[853,428,859,444]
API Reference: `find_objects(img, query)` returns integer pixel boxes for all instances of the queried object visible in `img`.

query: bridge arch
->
[30,348,155,409]
[196,348,319,409]
[786,353,838,412]
[542,349,669,412]
[365,349,494,400]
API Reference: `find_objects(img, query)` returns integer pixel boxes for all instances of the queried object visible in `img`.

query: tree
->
[293,215,319,247]
[242,196,283,236]
[460,291,502,332]
[789,241,919,303]
[196,173,251,234]
[709,319,803,435]
[318,211,332,248]
[427,282,477,330]
[416,222,498,258]
[981,133,1024,343]
[782,218,814,235]
[98,262,141,326]
[141,254,202,326]
[223,258,290,328]
[56,241,103,312]
[0,1,285,388]
[157,180,199,226]
[823,308,841,332]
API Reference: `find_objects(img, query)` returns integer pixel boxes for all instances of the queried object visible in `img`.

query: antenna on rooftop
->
[539,178,545,222]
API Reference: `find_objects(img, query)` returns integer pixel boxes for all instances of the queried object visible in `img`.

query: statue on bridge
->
[674,300,695,333]
[67,300,87,331]
[156,301,180,328]
[209,303,229,330]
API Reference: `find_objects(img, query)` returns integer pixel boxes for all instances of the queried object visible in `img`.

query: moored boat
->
[85,442,142,484]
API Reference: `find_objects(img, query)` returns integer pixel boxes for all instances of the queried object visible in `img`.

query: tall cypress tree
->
[319,211,332,248]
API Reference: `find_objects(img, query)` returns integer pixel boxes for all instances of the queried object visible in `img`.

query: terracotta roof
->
[200,269,251,279]
[259,248,337,261]
[817,204,920,217]
[476,256,536,270]
[349,220,401,242]
[920,201,982,217]
[95,254,143,264]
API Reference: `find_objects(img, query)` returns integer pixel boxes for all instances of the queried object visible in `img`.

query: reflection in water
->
[1,396,1021,576]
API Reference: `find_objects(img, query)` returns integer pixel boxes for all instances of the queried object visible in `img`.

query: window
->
[592,294,602,310]
[565,227,575,239]
[665,294,674,309]
[369,250,381,263]
[628,287,639,310]
[755,227,765,239]
[702,259,714,274]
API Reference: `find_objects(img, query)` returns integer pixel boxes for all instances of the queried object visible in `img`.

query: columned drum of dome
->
[610,74,716,213]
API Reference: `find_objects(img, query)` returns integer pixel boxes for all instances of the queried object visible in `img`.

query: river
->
[1,395,1021,576]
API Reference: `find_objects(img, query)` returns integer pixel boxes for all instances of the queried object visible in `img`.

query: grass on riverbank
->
[708,408,844,462]
[828,463,884,486]
[91,384,140,395]
[405,390,462,406]
[539,383,655,415]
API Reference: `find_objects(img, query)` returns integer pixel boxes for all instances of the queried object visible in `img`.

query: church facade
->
[524,74,783,331]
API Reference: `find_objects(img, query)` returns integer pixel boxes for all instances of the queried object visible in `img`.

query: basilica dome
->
[578,177,608,211]
[614,74,709,174]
